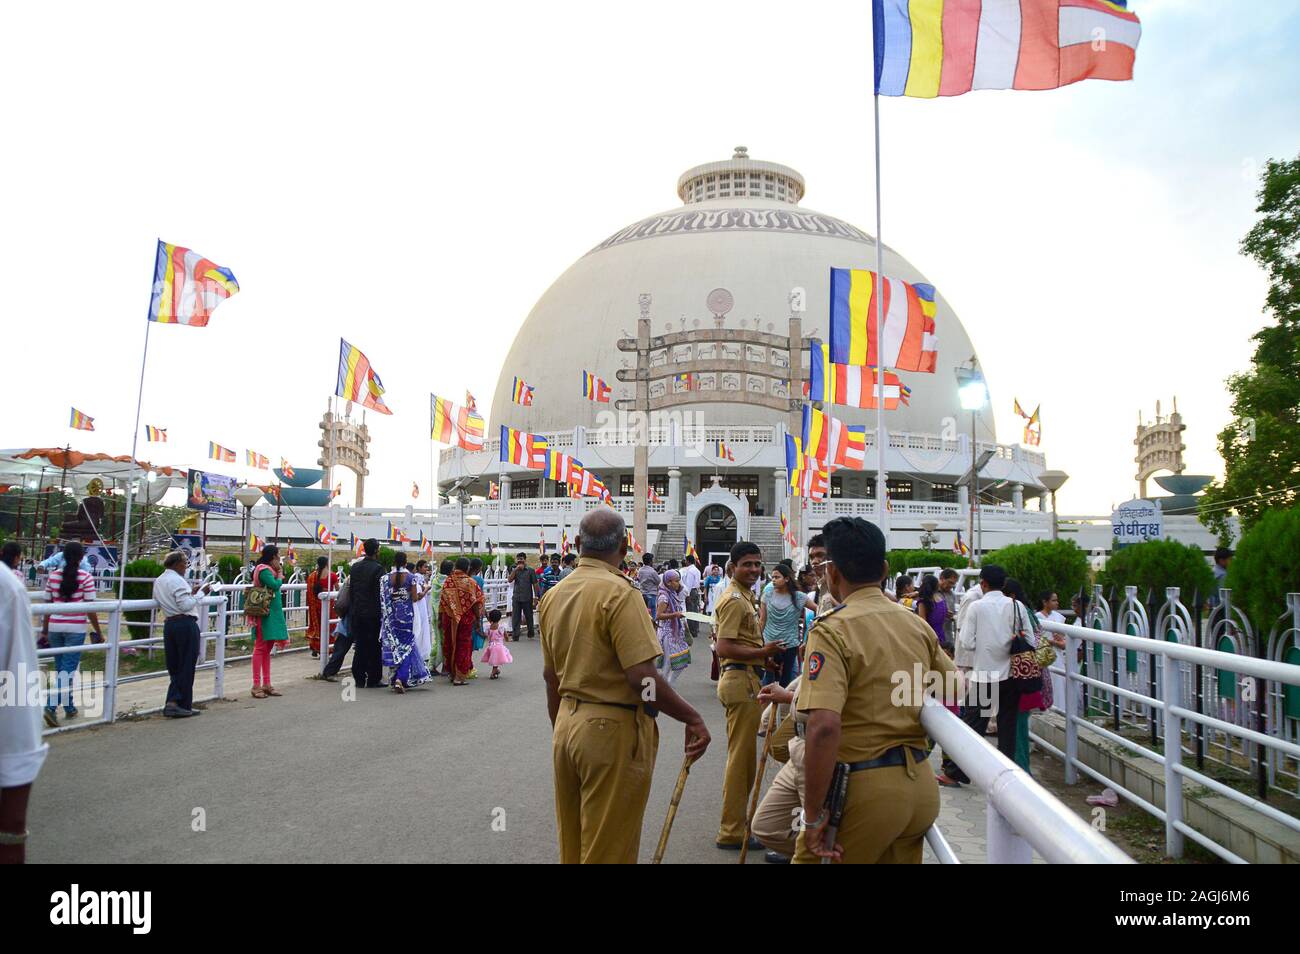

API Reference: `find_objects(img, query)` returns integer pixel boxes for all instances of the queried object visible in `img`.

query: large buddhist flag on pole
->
[807,339,906,410]
[336,339,392,414]
[431,394,485,451]
[500,425,549,471]
[829,268,938,372]
[148,241,240,326]
[873,0,1141,98]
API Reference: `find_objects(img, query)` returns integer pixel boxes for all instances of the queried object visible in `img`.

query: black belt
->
[165,614,197,623]
[562,696,658,719]
[720,663,764,677]
[846,746,928,772]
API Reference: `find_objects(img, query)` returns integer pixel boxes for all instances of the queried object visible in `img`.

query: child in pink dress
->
[480,609,513,679]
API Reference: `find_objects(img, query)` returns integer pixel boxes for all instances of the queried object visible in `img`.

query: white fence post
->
[1064,629,1079,786]
[985,800,1033,864]
[319,591,332,676]
[1161,651,1185,859]
[214,594,228,700]
[104,606,121,726]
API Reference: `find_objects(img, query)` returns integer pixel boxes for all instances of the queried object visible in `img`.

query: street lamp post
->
[457,489,471,554]
[955,360,988,564]
[919,520,939,551]
[1039,470,1070,542]
[234,487,266,570]
[466,513,482,554]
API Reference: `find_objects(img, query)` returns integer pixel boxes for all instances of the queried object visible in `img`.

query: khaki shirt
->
[713,579,761,667]
[539,556,662,707]
[797,585,957,762]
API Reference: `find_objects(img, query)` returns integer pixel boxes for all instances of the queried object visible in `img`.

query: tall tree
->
[1200,155,1300,541]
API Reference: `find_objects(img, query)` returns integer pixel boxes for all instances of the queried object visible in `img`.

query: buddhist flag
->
[500,425,549,471]
[412,482,420,499]
[350,533,365,557]
[249,533,266,553]
[953,530,969,557]
[786,434,830,500]
[332,483,342,499]
[488,481,500,500]
[209,442,236,463]
[69,408,95,431]
[873,0,1141,99]
[148,240,240,327]
[280,459,296,479]
[465,391,478,412]
[246,450,270,470]
[544,451,580,484]
[561,530,570,557]
[828,268,938,372]
[314,521,335,545]
[144,425,167,442]
[581,371,612,403]
[419,533,433,557]
[539,529,546,558]
[802,404,867,470]
[673,372,695,391]
[511,377,535,406]
[715,441,735,462]
[684,535,697,561]
[648,486,664,505]
[336,339,392,415]
[807,339,905,410]
[431,394,486,451]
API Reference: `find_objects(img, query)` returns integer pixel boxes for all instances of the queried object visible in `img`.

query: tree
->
[981,539,1089,606]
[1099,540,1215,609]
[1200,155,1300,540]
[1225,506,1300,629]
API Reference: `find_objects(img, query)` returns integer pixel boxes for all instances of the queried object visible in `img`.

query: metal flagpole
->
[872,91,889,542]
[116,317,152,602]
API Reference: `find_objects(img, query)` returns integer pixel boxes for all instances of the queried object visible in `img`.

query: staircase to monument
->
[747,516,787,565]
[653,513,690,563]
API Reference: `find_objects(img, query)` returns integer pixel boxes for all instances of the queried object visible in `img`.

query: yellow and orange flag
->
[336,339,392,415]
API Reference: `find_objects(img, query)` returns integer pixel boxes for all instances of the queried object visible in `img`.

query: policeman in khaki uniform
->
[713,541,784,849]
[795,517,959,864]
[540,509,710,864]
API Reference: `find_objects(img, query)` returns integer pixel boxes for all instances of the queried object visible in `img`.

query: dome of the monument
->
[490,147,993,441]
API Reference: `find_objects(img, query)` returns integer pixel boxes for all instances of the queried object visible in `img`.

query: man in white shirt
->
[0,560,47,862]
[680,556,702,640]
[954,564,1019,772]
[152,550,212,719]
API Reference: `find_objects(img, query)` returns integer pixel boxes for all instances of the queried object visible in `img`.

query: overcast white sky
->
[2,1,1296,515]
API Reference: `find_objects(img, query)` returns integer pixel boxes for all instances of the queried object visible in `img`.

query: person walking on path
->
[347,539,386,688]
[636,553,660,619]
[680,555,702,641]
[654,568,690,685]
[306,557,338,659]
[508,553,539,641]
[758,560,809,688]
[248,545,289,699]
[440,558,483,686]
[40,542,103,727]
[539,508,710,864]
[480,608,513,679]
[153,550,212,718]
[380,552,431,693]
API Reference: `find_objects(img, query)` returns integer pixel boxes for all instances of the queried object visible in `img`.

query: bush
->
[982,540,1089,607]
[123,558,164,629]
[216,555,243,584]
[1099,540,1215,608]
[1226,507,1300,628]
[887,549,969,574]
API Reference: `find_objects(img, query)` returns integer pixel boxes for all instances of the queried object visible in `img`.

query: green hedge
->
[981,540,1089,606]
[888,549,970,574]
[1226,507,1300,628]
[216,555,243,584]
[123,559,164,628]
[1099,539,1215,607]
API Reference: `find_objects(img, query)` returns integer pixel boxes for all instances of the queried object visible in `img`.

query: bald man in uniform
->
[713,540,784,849]
[795,516,959,864]
[540,508,711,864]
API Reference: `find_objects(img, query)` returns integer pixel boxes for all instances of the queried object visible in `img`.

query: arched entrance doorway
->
[696,504,737,567]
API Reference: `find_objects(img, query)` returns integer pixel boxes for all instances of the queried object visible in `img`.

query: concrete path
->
[30,640,1007,864]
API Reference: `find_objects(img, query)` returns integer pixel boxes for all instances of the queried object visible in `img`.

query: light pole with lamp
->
[955,360,988,564]
[234,486,266,570]
[919,519,939,551]
[466,513,482,554]
[1038,470,1070,542]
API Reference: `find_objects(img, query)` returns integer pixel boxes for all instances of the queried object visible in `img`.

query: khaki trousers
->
[716,669,761,844]
[552,698,658,864]
[751,737,804,856]
[793,749,939,864]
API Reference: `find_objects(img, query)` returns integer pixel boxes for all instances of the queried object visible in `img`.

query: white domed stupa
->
[439,147,1054,561]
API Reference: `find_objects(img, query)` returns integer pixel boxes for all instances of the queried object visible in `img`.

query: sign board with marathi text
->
[1111,499,1164,548]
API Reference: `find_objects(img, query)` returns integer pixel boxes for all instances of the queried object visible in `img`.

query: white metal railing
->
[919,699,1133,863]
[30,583,315,732]
[1037,604,1300,863]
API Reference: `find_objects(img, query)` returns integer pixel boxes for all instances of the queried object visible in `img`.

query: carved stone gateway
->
[318,406,371,507]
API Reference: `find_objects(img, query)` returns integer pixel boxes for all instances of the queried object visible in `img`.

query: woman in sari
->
[430,558,452,673]
[655,569,690,685]
[380,552,431,693]
[306,557,339,658]
[439,557,483,686]
[411,560,433,664]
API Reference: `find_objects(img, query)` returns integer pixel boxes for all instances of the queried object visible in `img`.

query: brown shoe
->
[263,685,283,697]
[250,686,267,699]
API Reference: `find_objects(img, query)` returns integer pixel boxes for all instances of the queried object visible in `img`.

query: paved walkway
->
[30,640,1011,864]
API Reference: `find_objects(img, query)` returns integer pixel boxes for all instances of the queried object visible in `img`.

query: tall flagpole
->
[116,316,152,602]
[872,91,889,542]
